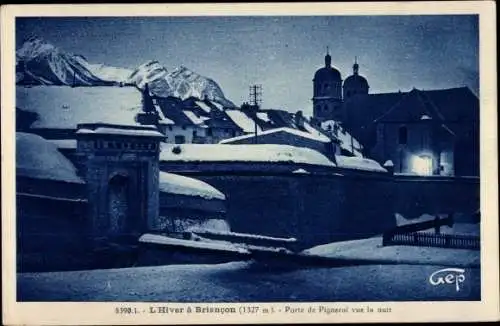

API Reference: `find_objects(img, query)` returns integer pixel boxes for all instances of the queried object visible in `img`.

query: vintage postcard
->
[1,2,499,325]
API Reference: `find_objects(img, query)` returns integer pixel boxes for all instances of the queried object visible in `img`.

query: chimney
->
[295,110,304,129]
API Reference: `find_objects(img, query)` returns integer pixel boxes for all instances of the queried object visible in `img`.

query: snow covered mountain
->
[16,37,236,107]
[16,36,132,86]
[127,61,235,107]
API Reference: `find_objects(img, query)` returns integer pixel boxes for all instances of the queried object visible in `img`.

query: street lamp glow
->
[412,155,432,175]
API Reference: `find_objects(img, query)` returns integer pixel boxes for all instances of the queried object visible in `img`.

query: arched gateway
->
[76,123,164,245]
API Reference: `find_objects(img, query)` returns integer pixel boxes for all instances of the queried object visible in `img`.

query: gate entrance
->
[107,174,130,235]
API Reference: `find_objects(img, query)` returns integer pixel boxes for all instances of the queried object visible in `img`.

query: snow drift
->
[16,132,84,183]
[159,172,226,200]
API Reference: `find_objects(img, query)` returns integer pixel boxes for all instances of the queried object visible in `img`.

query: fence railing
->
[383,231,480,250]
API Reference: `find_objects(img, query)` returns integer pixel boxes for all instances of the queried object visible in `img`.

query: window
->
[398,126,408,145]
[193,130,197,138]
[207,128,213,136]
[323,105,328,112]
[175,135,186,144]
[182,126,187,130]
[412,155,432,175]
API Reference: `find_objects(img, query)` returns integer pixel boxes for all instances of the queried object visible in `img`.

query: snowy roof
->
[194,100,212,113]
[256,112,271,122]
[76,126,164,138]
[321,120,363,156]
[159,172,225,200]
[160,143,335,167]
[225,110,262,133]
[336,156,387,172]
[183,110,208,125]
[302,121,331,142]
[16,132,84,183]
[219,127,331,144]
[211,101,224,110]
[16,86,144,129]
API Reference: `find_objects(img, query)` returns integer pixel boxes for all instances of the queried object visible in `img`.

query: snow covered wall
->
[164,171,395,247]
[170,171,479,248]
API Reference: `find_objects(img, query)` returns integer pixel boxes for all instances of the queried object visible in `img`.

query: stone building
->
[343,87,479,176]
[75,123,165,245]
[312,49,344,121]
[343,57,369,101]
[310,50,479,176]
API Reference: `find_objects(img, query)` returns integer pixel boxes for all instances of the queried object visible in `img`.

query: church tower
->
[343,57,369,101]
[312,47,343,122]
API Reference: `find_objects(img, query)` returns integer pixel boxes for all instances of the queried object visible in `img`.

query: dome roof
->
[344,74,369,89]
[314,66,342,81]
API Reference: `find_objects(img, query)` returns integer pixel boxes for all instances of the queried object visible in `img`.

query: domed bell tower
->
[343,57,369,101]
[312,47,343,122]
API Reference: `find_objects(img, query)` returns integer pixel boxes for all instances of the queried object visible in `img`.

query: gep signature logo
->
[429,268,466,292]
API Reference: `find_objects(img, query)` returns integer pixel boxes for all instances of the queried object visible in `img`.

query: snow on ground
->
[190,229,297,243]
[219,127,331,144]
[16,132,84,183]
[225,110,262,133]
[159,172,226,200]
[303,236,479,267]
[139,234,248,254]
[16,86,143,128]
[186,219,231,233]
[160,143,336,167]
[18,261,480,302]
[335,156,387,172]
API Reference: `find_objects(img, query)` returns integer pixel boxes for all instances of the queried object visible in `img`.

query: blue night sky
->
[16,15,479,115]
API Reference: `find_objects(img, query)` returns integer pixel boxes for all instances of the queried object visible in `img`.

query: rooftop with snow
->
[219,127,331,144]
[160,143,336,167]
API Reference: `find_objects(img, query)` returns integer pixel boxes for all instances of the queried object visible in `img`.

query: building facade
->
[312,50,344,121]
[311,50,479,176]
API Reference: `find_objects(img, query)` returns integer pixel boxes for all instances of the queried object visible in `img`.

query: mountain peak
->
[17,36,56,60]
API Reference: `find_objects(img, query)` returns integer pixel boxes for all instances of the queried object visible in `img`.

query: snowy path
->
[18,261,480,302]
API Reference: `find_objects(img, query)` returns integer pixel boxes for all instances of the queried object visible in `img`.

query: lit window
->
[412,155,432,175]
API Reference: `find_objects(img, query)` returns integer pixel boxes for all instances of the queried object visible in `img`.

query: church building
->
[312,50,479,177]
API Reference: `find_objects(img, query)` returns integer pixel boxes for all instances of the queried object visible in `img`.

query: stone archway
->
[107,173,130,235]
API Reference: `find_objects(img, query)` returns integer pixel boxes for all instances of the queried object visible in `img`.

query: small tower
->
[312,47,343,122]
[136,83,160,125]
[343,56,369,101]
[76,123,165,247]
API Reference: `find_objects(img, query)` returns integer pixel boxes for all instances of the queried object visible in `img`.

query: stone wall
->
[170,167,479,248]
[393,174,480,219]
[174,169,395,248]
